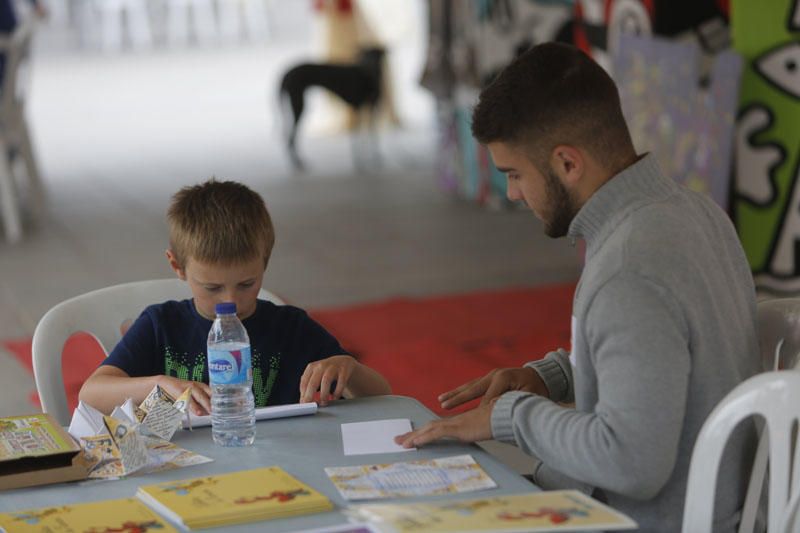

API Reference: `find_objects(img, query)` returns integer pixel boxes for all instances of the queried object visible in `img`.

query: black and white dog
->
[279,47,385,170]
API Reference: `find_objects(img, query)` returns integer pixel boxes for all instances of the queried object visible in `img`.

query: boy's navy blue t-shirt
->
[102,299,347,407]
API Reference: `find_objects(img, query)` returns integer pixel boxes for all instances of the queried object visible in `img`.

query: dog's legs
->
[350,113,365,174]
[281,85,306,171]
[351,106,373,174]
[366,103,381,169]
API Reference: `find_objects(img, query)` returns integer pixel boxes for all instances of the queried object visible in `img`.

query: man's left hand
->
[394,401,495,448]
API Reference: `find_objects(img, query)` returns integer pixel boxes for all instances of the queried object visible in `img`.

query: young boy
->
[79,179,391,415]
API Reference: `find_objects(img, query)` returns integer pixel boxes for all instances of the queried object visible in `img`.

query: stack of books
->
[136,465,333,529]
[0,413,89,490]
[0,498,178,532]
[348,490,637,532]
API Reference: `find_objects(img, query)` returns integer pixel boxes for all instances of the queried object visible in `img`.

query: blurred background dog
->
[279,47,385,170]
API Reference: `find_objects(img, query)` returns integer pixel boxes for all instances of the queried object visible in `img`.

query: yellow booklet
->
[0,413,89,491]
[348,490,637,532]
[0,497,178,533]
[136,466,334,529]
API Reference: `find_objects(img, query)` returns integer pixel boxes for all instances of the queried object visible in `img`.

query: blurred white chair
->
[32,279,284,425]
[217,0,270,42]
[0,20,42,243]
[92,0,153,52]
[165,0,216,46]
[682,370,800,533]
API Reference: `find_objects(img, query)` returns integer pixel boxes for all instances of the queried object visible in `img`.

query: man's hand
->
[394,401,495,448]
[299,355,358,406]
[156,375,211,416]
[438,367,549,410]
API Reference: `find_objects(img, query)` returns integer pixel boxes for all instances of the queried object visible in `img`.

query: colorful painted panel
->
[613,33,742,208]
[732,0,800,292]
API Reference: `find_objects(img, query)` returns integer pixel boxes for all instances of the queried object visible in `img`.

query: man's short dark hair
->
[471,42,634,170]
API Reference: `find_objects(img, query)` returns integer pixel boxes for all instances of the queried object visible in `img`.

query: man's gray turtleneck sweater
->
[491,154,761,532]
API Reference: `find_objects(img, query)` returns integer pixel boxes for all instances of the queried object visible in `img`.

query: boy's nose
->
[220,291,237,306]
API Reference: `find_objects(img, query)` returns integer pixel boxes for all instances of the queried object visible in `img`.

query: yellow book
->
[0,413,89,491]
[0,497,179,533]
[136,466,334,530]
[348,490,637,532]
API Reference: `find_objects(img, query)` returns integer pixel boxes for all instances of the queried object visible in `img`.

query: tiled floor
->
[0,21,582,472]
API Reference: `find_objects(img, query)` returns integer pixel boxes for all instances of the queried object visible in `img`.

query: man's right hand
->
[438,367,549,410]
[156,375,212,416]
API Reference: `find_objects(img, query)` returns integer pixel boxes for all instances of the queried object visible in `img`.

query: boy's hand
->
[438,367,548,410]
[299,355,358,406]
[156,375,211,416]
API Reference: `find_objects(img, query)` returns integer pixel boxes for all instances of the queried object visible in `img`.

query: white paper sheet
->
[68,400,108,439]
[181,402,318,429]
[341,418,416,456]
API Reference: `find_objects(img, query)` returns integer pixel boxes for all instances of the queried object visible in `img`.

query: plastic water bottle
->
[207,302,256,446]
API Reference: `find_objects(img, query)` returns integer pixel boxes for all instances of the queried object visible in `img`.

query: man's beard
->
[543,167,578,238]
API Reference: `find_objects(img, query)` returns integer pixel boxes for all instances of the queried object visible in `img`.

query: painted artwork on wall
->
[422,0,574,206]
[613,33,742,208]
[732,0,800,292]
[575,0,731,72]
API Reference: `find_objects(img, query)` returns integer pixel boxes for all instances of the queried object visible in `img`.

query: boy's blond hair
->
[167,179,275,269]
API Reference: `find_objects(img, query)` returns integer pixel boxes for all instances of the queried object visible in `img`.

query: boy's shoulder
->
[141,298,195,321]
[251,300,310,322]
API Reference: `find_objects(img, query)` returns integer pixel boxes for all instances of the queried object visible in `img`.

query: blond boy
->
[80,180,390,415]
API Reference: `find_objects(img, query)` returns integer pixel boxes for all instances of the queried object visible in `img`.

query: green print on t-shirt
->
[164,347,281,407]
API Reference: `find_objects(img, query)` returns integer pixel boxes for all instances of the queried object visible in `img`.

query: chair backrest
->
[682,370,800,533]
[31,279,284,425]
[732,298,800,533]
[757,298,800,372]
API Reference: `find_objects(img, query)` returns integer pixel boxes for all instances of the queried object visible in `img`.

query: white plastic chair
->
[91,0,153,52]
[682,370,800,533]
[732,298,800,533]
[757,298,800,372]
[164,0,217,46]
[217,0,270,43]
[31,279,284,425]
[0,21,43,243]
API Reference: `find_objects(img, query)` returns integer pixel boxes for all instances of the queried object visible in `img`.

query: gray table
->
[0,395,539,532]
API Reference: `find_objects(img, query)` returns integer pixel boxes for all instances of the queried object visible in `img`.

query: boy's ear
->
[165,249,186,280]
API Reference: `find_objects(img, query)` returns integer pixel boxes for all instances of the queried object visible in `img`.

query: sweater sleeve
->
[524,349,573,403]
[490,272,690,500]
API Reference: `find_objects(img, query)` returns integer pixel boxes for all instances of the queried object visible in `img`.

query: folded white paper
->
[181,402,318,429]
[341,418,416,456]
[68,400,108,439]
[110,398,137,425]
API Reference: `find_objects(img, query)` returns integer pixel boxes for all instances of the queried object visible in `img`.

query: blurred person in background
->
[0,0,46,89]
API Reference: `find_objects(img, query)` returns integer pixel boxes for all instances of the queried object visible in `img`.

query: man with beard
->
[396,43,760,532]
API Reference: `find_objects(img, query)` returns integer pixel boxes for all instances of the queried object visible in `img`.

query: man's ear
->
[165,249,186,280]
[550,145,584,187]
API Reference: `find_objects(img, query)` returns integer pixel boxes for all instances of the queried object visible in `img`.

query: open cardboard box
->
[0,413,90,491]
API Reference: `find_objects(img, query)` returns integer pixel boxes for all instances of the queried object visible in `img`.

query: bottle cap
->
[215,302,236,315]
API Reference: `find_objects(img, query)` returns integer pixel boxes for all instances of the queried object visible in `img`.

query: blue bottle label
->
[207,346,251,385]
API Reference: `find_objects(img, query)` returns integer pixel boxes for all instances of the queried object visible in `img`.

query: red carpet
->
[2,283,575,415]
[2,334,107,411]
[310,283,575,414]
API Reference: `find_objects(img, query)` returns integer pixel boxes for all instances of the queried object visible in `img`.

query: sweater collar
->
[568,154,675,247]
